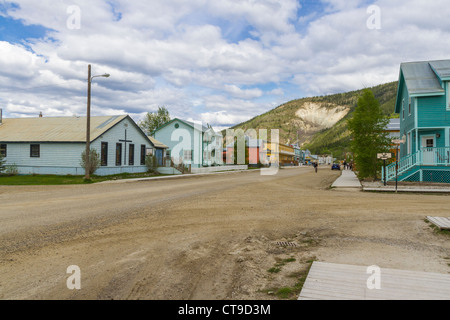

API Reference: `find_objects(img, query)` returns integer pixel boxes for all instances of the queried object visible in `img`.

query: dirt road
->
[0,167,449,300]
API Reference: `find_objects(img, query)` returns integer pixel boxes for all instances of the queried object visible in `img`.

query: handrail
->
[383,147,450,182]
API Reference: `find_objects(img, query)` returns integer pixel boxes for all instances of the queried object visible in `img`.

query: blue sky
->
[1,0,450,130]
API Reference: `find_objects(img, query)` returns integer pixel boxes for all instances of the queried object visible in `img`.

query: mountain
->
[228,81,398,158]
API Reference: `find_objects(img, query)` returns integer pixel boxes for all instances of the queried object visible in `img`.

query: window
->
[30,144,40,157]
[448,82,450,109]
[402,99,405,119]
[183,150,192,161]
[101,142,108,166]
[116,143,122,166]
[129,144,135,165]
[0,144,6,157]
[140,145,146,165]
[408,98,411,115]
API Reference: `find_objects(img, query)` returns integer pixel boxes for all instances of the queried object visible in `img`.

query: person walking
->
[313,162,318,173]
[343,160,347,170]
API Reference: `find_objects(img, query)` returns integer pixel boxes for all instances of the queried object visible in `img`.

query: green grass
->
[267,267,281,274]
[0,172,165,185]
[424,218,450,236]
[264,258,315,300]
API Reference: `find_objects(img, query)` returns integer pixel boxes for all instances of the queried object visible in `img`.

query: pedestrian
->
[314,162,318,173]
[343,160,347,170]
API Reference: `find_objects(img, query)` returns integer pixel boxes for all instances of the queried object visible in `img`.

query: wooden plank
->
[299,262,450,300]
[426,216,450,230]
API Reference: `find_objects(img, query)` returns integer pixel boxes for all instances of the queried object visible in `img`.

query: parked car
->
[331,163,340,170]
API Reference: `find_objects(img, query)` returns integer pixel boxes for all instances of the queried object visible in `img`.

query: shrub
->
[5,163,19,175]
[80,148,101,175]
[145,154,159,173]
[0,154,5,174]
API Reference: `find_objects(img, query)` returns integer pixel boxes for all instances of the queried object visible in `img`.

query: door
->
[155,148,164,166]
[421,136,435,165]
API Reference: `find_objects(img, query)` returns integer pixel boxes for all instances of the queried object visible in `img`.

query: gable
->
[91,115,154,147]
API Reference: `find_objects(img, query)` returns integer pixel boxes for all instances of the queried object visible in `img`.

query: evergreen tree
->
[347,89,390,180]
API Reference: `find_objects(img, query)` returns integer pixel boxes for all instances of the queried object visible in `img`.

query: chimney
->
[39,112,43,118]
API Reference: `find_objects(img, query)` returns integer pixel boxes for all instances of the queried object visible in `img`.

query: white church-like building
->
[0,112,167,176]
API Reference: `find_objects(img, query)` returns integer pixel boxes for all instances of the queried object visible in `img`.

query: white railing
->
[383,147,450,182]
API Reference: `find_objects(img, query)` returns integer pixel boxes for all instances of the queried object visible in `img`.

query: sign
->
[392,136,406,145]
[377,153,392,160]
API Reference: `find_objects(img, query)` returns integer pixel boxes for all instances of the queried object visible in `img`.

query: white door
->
[421,136,435,165]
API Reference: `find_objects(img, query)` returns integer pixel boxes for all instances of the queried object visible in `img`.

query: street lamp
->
[85,64,110,180]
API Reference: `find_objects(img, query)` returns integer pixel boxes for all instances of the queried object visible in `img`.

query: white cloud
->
[1,0,450,129]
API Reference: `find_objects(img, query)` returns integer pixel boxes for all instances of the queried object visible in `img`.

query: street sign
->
[377,153,392,160]
[392,139,405,144]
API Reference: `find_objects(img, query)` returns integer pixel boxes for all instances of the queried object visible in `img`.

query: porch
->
[383,147,450,183]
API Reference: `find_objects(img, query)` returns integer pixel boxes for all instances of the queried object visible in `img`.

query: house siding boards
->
[153,118,222,168]
[3,143,86,175]
[0,115,163,176]
[417,95,450,127]
[90,116,152,175]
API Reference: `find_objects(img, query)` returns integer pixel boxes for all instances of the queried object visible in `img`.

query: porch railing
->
[383,147,450,182]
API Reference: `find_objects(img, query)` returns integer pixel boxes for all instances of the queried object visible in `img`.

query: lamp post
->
[85,64,110,180]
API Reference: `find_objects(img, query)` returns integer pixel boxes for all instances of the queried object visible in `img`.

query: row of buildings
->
[3,58,446,181]
[0,111,315,176]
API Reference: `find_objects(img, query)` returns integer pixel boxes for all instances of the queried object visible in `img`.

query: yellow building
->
[266,142,295,166]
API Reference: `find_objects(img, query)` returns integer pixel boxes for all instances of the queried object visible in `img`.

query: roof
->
[400,61,445,96]
[0,115,128,143]
[153,118,215,134]
[385,118,400,131]
[429,60,450,80]
[148,136,168,149]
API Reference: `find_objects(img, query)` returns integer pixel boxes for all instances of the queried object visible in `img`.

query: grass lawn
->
[0,172,163,185]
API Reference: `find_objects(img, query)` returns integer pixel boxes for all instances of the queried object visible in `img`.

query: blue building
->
[384,59,450,183]
[152,118,223,168]
[0,113,167,176]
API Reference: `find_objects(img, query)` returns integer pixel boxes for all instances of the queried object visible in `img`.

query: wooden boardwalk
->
[426,216,450,230]
[299,262,450,300]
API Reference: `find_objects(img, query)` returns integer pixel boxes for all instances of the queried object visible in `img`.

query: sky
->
[1,0,450,131]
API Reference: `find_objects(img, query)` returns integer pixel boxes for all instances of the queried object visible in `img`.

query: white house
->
[0,113,167,176]
[152,118,223,168]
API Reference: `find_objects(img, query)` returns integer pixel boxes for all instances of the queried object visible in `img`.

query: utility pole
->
[85,64,92,180]
[84,65,110,180]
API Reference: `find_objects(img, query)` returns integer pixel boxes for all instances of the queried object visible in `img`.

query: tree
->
[347,89,390,180]
[80,148,101,176]
[139,106,171,135]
